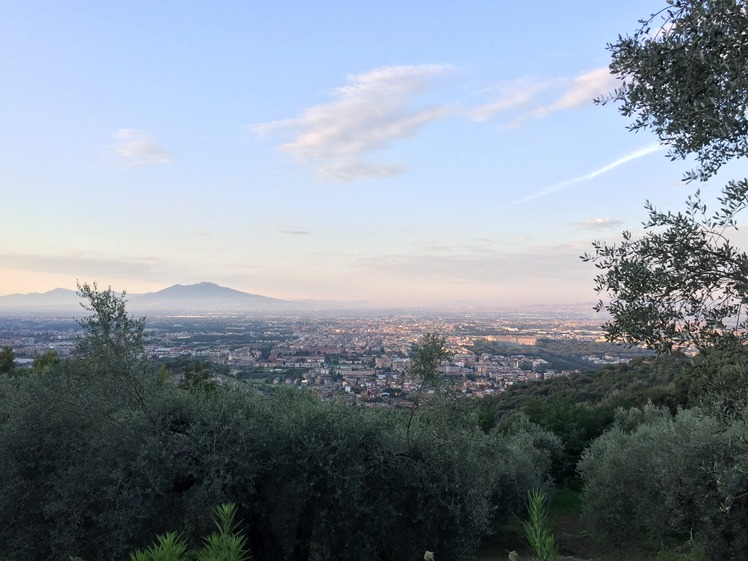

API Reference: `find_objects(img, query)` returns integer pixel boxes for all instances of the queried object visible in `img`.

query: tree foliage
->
[580,12,748,553]
[600,0,748,182]
[578,403,748,559]
[75,281,145,365]
[0,346,14,374]
[0,371,529,561]
[74,281,156,416]
[407,332,451,388]
[492,416,562,515]
[680,333,748,419]
[584,182,748,351]
[587,0,748,352]
[480,354,690,485]
[406,332,452,444]
[31,349,60,373]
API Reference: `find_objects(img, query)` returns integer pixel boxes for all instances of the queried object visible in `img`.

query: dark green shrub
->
[578,404,748,560]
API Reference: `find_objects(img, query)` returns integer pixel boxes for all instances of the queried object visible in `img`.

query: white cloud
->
[109,129,175,168]
[573,218,624,230]
[509,143,663,206]
[475,67,616,124]
[0,251,164,278]
[526,67,616,120]
[318,162,408,182]
[472,78,559,121]
[253,65,455,182]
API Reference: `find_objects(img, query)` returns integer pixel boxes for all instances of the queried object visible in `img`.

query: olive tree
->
[584,182,748,352]
[405,333,452,444]
[580,7,748,558]
[600,0,748,183]
[578,404,748,559]
[73,281,158,417]
[75,281,145,365]
[586,0,748,352]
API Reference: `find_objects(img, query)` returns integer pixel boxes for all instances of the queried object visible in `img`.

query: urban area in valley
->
[0,307,650,405]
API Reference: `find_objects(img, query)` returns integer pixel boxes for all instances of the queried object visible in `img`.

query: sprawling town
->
[0,307,650,405]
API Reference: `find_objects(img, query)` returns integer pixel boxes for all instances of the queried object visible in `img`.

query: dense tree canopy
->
[579,403,748,559]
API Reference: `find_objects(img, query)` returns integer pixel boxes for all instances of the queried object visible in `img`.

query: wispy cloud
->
[318,162,407,183]
[0,251,164,278]
[573,218,624,230]
[251,65,636,184]
[109,128,175,168]
[352,242,590,284]
[474,67,616,124]
[253,65,455,182]
[472,78,559,122]
[508,143,663,206]
[524,68,616,121]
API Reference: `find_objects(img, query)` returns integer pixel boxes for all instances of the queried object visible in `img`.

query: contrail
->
[508,143,663,206]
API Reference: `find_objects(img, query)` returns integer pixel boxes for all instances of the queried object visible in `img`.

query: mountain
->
[128,282,293,312]
[0,283,299,315]
[0,288,80,312]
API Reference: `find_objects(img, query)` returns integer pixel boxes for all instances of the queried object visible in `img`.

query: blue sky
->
[3,1,740,307]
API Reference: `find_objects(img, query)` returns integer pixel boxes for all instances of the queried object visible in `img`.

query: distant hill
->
[128,282,293,313]
[0,288,80,312]
[0,282,303,316]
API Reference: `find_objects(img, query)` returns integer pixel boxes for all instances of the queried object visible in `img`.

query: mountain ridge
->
[0,282,300,314]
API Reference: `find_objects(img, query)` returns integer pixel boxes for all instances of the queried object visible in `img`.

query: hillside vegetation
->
[0,286,559,561]
[2,286,747,560]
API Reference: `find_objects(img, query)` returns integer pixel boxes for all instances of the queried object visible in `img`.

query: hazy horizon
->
[0,280,604,313]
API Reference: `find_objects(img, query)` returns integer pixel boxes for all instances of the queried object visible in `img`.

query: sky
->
[3,1,746,308]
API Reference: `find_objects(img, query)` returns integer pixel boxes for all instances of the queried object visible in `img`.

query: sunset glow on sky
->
[4,1,746,307]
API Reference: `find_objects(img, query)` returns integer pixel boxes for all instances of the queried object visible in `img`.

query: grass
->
[549,486,582,517]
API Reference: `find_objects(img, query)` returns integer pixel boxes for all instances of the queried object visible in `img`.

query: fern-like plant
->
[121,503,249,561]
[521,489,557,561]
[196,503,250,561]
[129,532,189,561]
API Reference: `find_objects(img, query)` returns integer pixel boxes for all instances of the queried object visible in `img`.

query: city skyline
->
[4,1,748,307]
